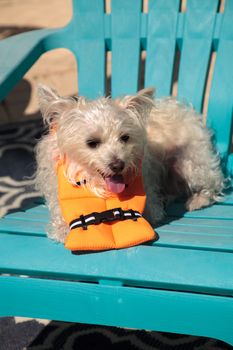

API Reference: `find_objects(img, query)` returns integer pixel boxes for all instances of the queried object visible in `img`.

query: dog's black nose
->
[109,159,125,173]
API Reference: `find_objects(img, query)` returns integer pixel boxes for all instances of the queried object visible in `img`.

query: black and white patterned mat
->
[0,119,42,217]
[0,120,231,350]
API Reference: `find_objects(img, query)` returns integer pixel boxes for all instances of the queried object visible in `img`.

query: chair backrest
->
[44,0,233,174]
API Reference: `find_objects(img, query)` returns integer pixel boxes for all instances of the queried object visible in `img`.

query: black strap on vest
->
[69,208,142,231]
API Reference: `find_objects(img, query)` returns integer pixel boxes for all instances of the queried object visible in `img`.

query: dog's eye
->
[86,139,101,149]
[120,134,130,143]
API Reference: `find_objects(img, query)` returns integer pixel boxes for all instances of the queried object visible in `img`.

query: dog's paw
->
[185,193,212,211]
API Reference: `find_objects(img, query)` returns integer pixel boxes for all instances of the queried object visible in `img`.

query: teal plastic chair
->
[0,0,233,346]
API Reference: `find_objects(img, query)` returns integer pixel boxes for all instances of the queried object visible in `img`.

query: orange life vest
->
[57,163,157,251]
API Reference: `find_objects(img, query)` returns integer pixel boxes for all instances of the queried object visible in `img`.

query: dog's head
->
[38,85,154,196]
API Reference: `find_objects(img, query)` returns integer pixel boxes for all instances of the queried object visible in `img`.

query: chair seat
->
[0,200,232,298]
[0,0,233,345]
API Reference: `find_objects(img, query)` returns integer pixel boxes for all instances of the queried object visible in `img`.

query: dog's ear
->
[37,84,76,126]
[119,87,155,116]
[37,84,60,114]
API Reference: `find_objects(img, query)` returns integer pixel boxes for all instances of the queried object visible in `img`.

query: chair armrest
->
[0,28,58,101]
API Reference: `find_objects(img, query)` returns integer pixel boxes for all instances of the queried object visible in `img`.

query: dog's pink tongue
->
[105,175,125,193]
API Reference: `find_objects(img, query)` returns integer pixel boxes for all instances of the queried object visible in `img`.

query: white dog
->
[36,85,225,243]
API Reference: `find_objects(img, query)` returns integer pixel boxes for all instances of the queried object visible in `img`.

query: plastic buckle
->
[100,209,116,223]
[91,212,101,225]
[80,214,88,230]
[91,210,113,225]
[129,209,138,221]
[93,209,123,225]
[115,208,125,220]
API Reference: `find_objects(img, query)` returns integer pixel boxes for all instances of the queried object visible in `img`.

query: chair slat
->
[163,216,233,229]
[156,213,233,251]
[5,211,49,222]
[156,232,233,252]
[0,232,232,295]
[25,205,48,214]
[145,0,180,97]
[207,0,233,165]
[111,0,142,97]
[167,202,233,219]
[159,222,233,236]
[1,276,233,345]
[177,0,219,111]
[227,155,233,176]
[69,0,105,98]
[0,218,46,236]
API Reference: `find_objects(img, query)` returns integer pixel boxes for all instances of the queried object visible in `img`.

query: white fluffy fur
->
[36,85,225,243]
